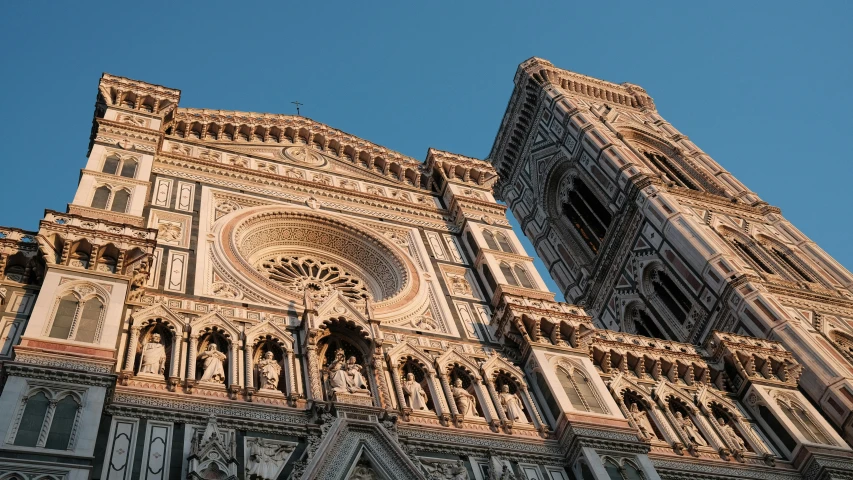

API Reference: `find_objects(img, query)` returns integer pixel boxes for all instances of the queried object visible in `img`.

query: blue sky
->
[1,2,851,300]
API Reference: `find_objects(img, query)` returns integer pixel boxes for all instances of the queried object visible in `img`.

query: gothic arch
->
[385,341,435,375]
[639,260,699,336]
[435,348,482,381]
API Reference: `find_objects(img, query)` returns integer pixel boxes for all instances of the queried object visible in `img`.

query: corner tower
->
[489,57,853,445]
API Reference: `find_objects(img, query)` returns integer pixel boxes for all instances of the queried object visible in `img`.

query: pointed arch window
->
[732,239,775,275]
[557,367,606,414]
[48,292,105,343]
[631,308,667,340]
[91,186,111,210]
[45,396,79,449]
[642,151,701,191]
[603,459,643,480]
[563,177,612,254]
[482,230,499,250]
[651,270,692,324]
[778,399,832,445]
[110,189,131,213]
[770,247,815,283]
[12,391,81,450]
[102,155,120,175]
[500,263,518,286]
[13,392,50,447]
[514,265,534,288]
[119,158,138,178]
[102,154,138,179]
[91,185,132,213]
[496,232,514,253]
[48,295,78,340]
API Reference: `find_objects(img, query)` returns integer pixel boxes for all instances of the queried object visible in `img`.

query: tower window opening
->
[771,248,814,283]
[652,270,691,323]
[733,240,775,275]
[562,178,612,254]
[642,151,701,191]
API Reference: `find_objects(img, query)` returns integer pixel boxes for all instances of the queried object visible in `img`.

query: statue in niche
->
[326,348,370,397]
[256,351,281,391]
[717,417,746,451]
[498,384,527,424]
[628,403,656,440]
[674,411,707,446]
[327,348,350,394]
[451,378,478,417]
[346,356,370,394]
[199,343,227,383]
[138,332,166,375]
[246,437,293,480]
[402,372,430,411]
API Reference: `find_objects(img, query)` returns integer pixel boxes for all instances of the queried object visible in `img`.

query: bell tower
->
[489,57,853,445]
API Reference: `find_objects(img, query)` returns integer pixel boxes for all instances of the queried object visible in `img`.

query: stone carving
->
[187,414,238,480]
[157,221,183,243]
[421,458,469,479]
[674,411,707,446]
[138,332,166,376]
[326,348,371,400]
[447,273,472,296]
[451,378,478,417]
[199,343,227,383]
[245,437,293,480]
[127,261,149,302]
[259,256,369,304]
[717,417,746,452]
[256,351,281,391]
[498,385,527,424]
[212,282,241,300]
[628,403,656,440]
[348,461,379,480]
[402,373,430,411]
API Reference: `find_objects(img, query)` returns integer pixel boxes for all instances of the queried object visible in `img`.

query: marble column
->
[123,326,141,373]
[245,344,255,391]
[388,358,406,410]
[483,377,507,423]
[186,336,199,382]
[306,345,323,400]
[437,371,459,416]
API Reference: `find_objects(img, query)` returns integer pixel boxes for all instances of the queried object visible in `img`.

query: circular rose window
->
[212,206,419,309]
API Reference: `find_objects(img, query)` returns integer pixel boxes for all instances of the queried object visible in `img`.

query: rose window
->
[258,256,368,303]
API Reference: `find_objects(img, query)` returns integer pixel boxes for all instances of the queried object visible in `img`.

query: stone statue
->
[346,356,370,394]
[717,417,746,451]
[451,378,478,417]
[257,351,281,391]
[327,348,350,394]
[199,343,227,383]
[498,384,527,424]
[628,403,656,440]
[675,411,707,446]
[246,437,293,480]
[421,458,469,479]
[402,372,430,411]
[127,261,148,302]
[138,332,166,375]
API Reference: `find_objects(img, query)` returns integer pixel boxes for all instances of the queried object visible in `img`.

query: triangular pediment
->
[314,291,371,334]
[300,417,424,480]
[131,303,187,330]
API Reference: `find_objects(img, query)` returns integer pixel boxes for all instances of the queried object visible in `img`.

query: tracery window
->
[12,389,81,450]
[769,247,815,283]
[642,150,700,191]
[651,270,691,324]
[777,397,832,445]
[47,291,105,343]
[483,230,500,250]
[557,367,606,414]
[562,177,612,254]
[603,458,644,480]
[829,331,853,364]
[629,308,667,340]
[732,239,775,275]
[101,154,138,179]
[499,262,535,289]
[496,232,514,253]
[258,256,369,304]
[90,185,132,213]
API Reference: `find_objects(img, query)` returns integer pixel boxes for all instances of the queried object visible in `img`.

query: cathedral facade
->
[0,60,851,480]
